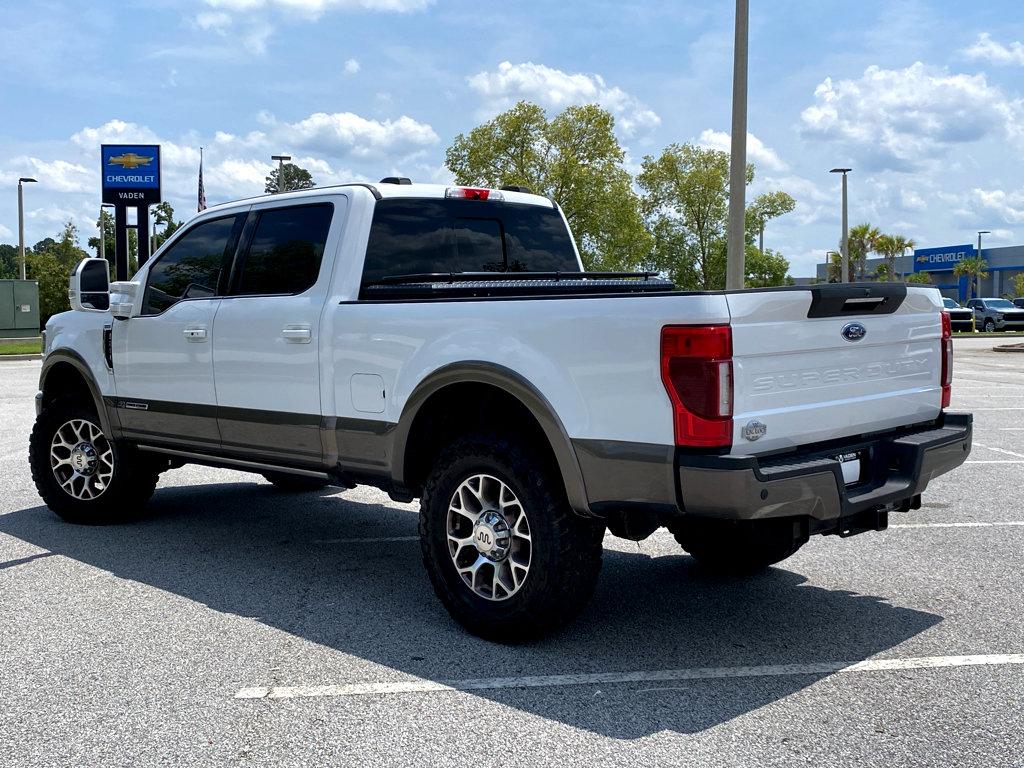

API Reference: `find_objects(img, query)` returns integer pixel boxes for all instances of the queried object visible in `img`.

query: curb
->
[993,344,1024,354]
[0,354,42,362]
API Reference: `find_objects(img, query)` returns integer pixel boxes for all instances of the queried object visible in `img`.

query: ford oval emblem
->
[742,420,767,442]
[841,322,867,342]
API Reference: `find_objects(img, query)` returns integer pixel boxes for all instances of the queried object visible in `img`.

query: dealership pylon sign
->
[101,144,161,281]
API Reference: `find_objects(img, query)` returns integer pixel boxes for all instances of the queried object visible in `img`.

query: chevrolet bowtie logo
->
[108,152,154,169]
[916,255,929,262]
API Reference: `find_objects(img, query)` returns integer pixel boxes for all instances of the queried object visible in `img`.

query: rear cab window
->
[360,198,579,293]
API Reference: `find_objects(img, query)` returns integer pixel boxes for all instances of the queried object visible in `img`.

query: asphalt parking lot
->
[1,336,1022,766]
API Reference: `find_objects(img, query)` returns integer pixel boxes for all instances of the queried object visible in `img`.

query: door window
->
[142,215,241,315]
[234,203,334,296]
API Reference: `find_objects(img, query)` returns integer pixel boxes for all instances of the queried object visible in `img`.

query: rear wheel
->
[669,518,807,574]
[984,318,996,332]
[29,396,159,524]
[419,433,604,641]
[261,472,329,493]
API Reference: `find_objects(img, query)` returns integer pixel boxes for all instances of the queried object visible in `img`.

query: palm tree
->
[847,223,881,281]
[953,256,989,299]
[875,233,917,281]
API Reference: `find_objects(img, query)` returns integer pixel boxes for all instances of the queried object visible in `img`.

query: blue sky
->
[2,0,1023,275]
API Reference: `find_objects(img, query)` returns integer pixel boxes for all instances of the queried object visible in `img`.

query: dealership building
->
[814,244,1024,301]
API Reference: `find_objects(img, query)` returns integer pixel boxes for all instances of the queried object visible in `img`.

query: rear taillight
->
[660,325,733,448]
[940,311,952,409]
[445,187,503,201]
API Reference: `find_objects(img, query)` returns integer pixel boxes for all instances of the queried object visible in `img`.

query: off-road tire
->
[29,396,159,524]
[261,472,329,493]
[419,433,604,641]
[669,517,806,574]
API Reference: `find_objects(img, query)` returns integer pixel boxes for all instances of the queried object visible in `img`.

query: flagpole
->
[198,147,207,213]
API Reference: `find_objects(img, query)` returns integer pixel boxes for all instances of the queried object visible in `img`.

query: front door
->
[212,198,342,467]
[112,212,245,450]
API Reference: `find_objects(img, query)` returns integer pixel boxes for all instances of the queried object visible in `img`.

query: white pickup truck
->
[31,181,972,639]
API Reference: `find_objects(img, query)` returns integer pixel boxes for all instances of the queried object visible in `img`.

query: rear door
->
[727,285,943,455]
[211,197,343,467]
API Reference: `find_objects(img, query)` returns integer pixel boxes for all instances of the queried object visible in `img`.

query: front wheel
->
[29,396,159,524]
[669,518,806,575]
[419,434,604,641]
[984,319,996,332]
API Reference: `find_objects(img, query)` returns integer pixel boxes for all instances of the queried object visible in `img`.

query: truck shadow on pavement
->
[0,477,942,739]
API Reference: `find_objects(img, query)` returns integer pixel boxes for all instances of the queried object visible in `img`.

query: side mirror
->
[69,258,110,312]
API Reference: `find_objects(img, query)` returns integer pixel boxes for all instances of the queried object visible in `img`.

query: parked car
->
[1013,297,1024,309]
[965,298,1024,331]
[942,297,974,332]
[30,181,973,640]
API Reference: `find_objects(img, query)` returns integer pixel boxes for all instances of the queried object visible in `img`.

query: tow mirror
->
[69,258,110,312]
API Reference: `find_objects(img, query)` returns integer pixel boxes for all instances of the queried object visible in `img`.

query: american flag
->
[197,147,207,212]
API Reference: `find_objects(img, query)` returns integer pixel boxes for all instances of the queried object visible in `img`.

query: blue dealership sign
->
[101,144,161,204]
[913,244,974,272]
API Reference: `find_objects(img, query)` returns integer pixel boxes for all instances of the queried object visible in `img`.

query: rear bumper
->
[677,412,972,525]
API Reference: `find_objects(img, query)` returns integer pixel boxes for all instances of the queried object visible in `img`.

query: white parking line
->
[965,460,1024,464]
[235,653,1024,700]
[974,443,1024,460]
[890,521,1024,529]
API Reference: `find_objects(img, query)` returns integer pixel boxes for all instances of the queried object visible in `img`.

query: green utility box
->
[0,280,41,338]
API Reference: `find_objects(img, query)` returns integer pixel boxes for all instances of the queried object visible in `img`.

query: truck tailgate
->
[726,285,944,455]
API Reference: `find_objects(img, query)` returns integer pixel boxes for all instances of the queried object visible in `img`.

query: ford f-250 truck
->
[31,181,972,640]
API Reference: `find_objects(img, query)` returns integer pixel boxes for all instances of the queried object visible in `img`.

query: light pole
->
[99,203,114,263]
[17,177,37,281]
[976,230,990,298]
[830,168,852,283]
[725,0,749,291]
[271,154,291,194]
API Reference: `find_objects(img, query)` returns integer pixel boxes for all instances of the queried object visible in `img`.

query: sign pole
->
[114,205,128,282]
[137,205,150,268]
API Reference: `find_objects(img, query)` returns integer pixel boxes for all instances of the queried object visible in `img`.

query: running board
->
[136,444,335,482]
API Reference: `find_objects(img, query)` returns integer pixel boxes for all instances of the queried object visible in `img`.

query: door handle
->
[183,327,208,342]
[282,325,312,344]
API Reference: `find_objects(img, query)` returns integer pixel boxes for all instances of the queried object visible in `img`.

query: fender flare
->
[391,361,592,515]
[39,349,117,438]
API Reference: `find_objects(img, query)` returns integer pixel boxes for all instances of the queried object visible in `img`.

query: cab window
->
[142,215,242,315]
[234,203,334,296]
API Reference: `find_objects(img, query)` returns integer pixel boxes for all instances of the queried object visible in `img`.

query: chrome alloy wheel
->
[447,474,532,601]
[49,419,114,500]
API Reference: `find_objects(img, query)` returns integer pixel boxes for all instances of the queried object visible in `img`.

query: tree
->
[446,101,652,271]
[637,143,753,290]
[87,209,114,261]
[26,221,89,325]
[1013,272,1024,298]
[745,191,796,251]
[953,256,988,299]
[152,201,183,250]
[265,163,316,193]
[847,223,881,281]
[745,245,790,287]
[0,243,18,279]
[826,251,842,282]
[875,233,916,281]
[907,271,932,285]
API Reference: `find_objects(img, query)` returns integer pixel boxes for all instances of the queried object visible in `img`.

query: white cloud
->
[697,129,788,171]
[799,62,1024,171]
[202,0,432,18]
[963,33,1024,66]
[343,57,361,74]
[195,11,232,32]
[968,187,1024,224]
[0,224,11,239]
[282,111,438,157]
[467,61,661,137]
